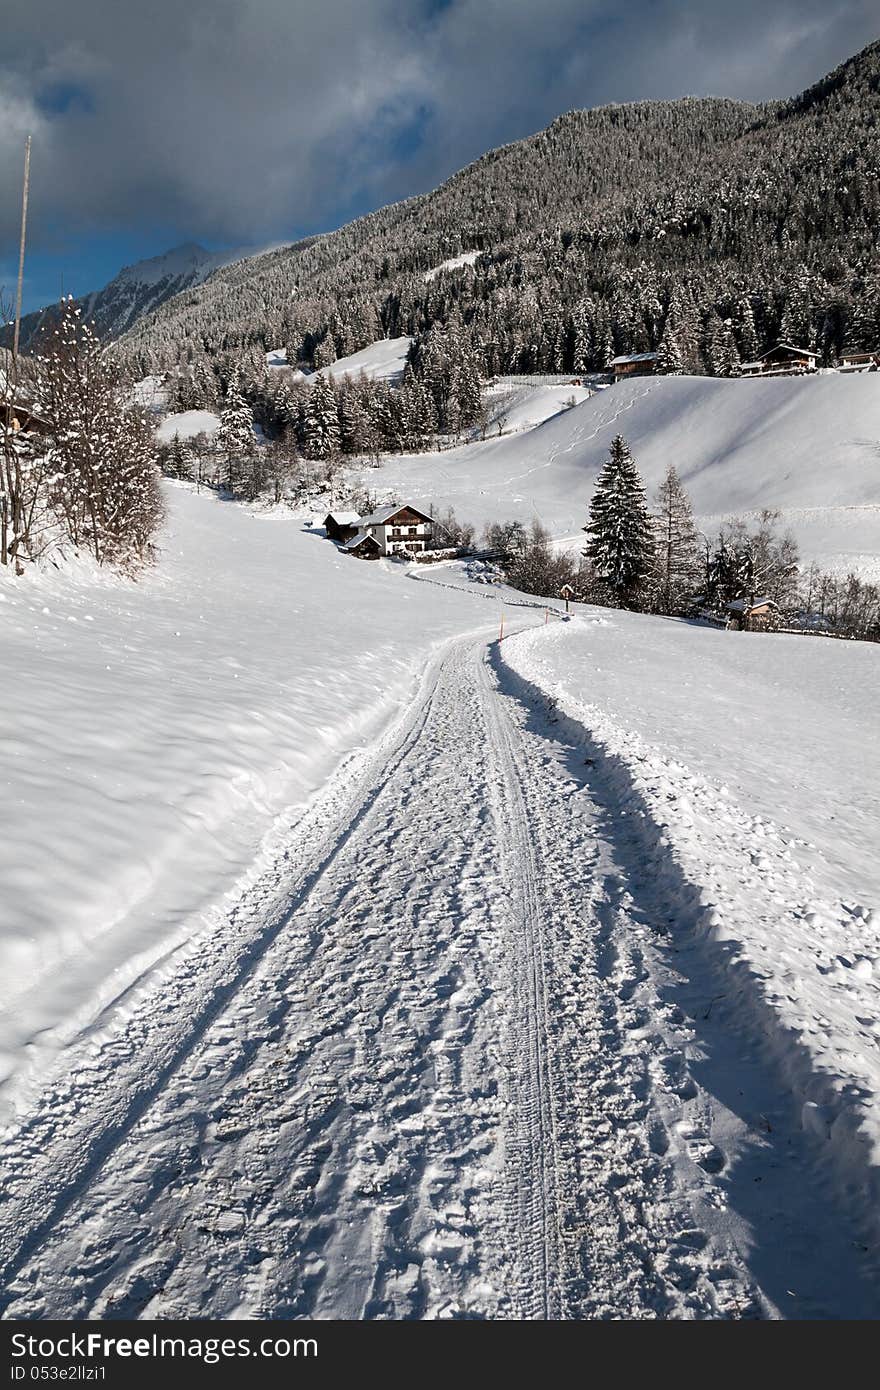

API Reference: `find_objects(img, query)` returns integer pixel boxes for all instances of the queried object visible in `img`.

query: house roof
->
[726,596,778,614]
[609,352,659,366]
[324,510,361,526]
[362,503,433,526]
[343,530,380,551]
[762,342,817,359]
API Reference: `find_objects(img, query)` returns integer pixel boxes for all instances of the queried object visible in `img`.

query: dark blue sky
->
[1,0,877,314]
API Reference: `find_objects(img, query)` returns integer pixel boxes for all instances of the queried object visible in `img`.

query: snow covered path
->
[1,631,878,1319]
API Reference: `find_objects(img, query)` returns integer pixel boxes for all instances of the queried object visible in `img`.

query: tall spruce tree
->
[217,380,256,492]
[304,375,341,460]
[583,435,655,606]
[652,465,701,613]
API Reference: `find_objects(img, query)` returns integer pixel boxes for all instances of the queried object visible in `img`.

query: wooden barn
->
[323,510,361,544]
[610,351,660,382]
[726,597,780,631]
[343,530,382,560]
[840,350,880,372]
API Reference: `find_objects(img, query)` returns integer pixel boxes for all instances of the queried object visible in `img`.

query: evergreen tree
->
[217,381,256,492]
[583,436,655,606]
[657,317,684,375]
[652,465,701,613]
[304,375,341,460]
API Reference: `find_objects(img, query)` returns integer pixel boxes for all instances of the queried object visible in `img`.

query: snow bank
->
[155,409,220,442]
[501,618,880,1238]
[352,373,880,575]
[0,486,487,1115]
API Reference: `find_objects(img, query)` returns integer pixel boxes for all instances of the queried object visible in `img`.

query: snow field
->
[155,409,220,442]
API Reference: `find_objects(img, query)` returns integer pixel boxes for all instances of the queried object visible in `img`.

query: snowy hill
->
[354,373,880,576]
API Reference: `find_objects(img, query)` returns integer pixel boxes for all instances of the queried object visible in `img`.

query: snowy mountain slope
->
[353,373,880,575]
[484,380,593,434]
[8,242,280,350]
[316,336,413,385]
[116,43,880,381]
[0,487,488,1117]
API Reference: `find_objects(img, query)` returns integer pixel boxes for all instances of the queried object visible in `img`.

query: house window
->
[408,527,417,535]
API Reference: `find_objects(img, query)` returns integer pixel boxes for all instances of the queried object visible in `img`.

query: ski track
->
[0,628,877,1319]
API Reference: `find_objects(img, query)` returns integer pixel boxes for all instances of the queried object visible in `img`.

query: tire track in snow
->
[0,629,499,1307]
[475,645,563,1319]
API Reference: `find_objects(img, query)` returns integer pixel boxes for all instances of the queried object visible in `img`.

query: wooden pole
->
[12,135,32,366]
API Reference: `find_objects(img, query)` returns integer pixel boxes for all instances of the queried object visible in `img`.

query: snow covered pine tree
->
[583,435,655,607]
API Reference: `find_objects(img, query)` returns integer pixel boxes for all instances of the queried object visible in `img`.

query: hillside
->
[351,373,880,577]
[118,41,880,389]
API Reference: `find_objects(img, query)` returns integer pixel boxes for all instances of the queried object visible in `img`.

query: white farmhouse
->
[346,504,435,558]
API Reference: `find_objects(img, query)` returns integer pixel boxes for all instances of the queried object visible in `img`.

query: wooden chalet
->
[740,343,818,377]
[609,351,660,382]
[725,597,779,631]
[840,349,880,372]
[323,510,361,543]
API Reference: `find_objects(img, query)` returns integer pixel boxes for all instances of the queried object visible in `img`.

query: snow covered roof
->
[609,352,659,366]
[343,530,380,551]
[325,511,361,526]
[726,596,778,613]
[763,342,818,359]
[362,503,433,526]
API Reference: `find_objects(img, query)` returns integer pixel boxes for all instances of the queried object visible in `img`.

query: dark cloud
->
[0,0,876,260]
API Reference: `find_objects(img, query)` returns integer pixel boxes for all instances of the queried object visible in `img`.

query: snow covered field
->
[483,379,592,434]
[156,408,220,442]
[354,373,880,575]
[0,488,485,1116]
